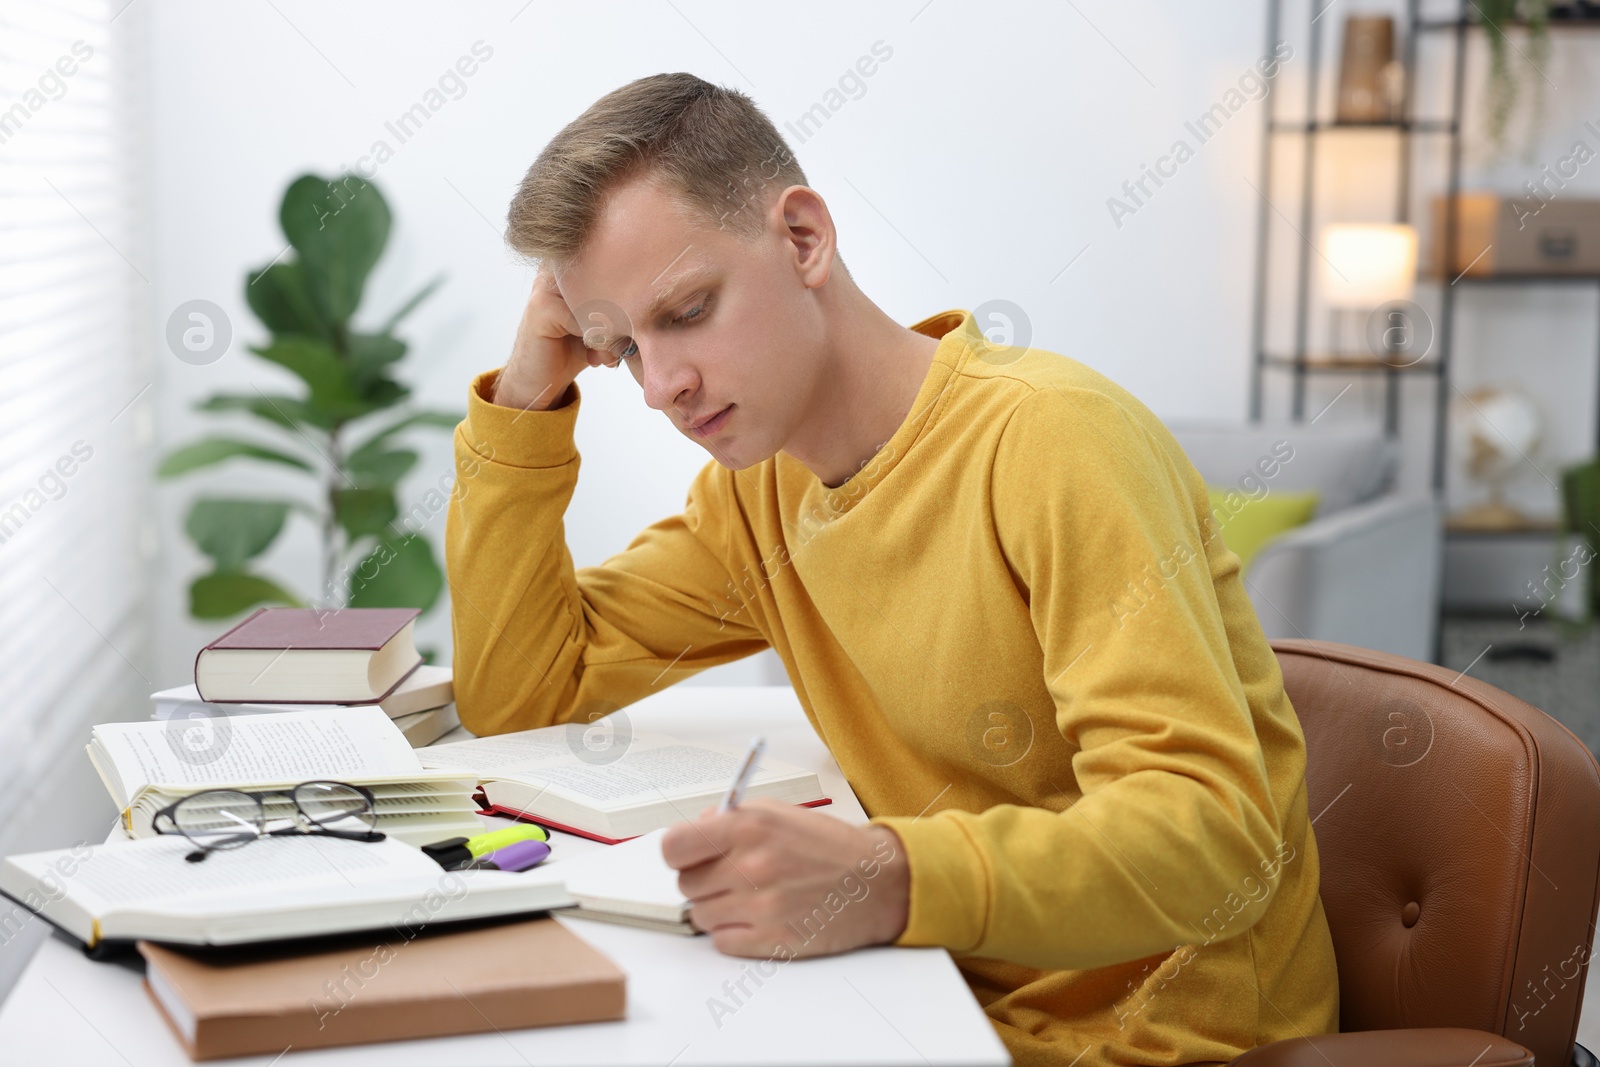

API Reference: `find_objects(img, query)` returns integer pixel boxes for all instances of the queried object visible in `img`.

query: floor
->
[1437,611,1600,1056]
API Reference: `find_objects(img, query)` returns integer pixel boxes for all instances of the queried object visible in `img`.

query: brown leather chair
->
[1230,638,1600,1067]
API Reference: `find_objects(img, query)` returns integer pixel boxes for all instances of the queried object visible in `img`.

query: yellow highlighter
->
[465,823,549,857]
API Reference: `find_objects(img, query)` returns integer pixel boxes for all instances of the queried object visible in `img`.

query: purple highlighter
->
[465,838,551,872]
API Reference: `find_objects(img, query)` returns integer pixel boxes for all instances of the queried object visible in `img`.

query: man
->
[446,71,1339,1065]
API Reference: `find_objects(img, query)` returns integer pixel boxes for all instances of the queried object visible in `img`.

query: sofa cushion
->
[1206,484,1320,572]
[1163,419,1397,516]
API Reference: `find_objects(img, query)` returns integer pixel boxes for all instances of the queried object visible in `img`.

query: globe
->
[1448,384,1545,529]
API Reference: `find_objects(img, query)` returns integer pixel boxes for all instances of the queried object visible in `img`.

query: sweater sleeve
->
[867,386,1288,973]
[444,368,770,736]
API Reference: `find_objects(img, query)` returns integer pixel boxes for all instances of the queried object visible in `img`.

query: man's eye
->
[614,299,707,362]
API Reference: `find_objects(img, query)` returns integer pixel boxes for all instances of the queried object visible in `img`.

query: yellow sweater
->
[445,308,1340,1066]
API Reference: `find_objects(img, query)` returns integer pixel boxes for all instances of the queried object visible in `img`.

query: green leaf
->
[346,447,417,488]
[347,332,406,390]
[158,437,315,478]
[251,337,360,411]
[417,645,439,666]
[333,487,399,541]
[190,570,304,619]
[184,498,294,570]
[280,174,391,325]
[194,393,336,433]
[348,410,463,458]
[245,261,330,340]
[356,378,410,412]
[380,274,445,333]
[347,533,443,612]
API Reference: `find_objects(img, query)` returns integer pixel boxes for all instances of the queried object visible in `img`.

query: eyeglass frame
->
[151,779,386,862]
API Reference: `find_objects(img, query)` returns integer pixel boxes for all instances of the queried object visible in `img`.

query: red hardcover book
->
[193,607,424,704]
[483,797,836,845]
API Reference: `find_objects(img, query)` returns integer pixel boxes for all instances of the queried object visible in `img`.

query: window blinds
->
[0,0,152,828]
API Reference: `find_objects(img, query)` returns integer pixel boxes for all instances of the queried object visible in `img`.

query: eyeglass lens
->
[170,782,375,854]
[293,781,375,831]
[170,789,262,851]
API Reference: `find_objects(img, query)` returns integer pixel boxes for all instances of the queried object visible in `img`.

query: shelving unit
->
[1248,0,1600,496]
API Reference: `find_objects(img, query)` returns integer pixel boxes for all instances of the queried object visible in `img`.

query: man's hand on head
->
[491,261,623,411]
[660,796,910,960]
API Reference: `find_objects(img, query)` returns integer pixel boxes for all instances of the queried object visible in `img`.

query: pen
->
[716,735,766,814]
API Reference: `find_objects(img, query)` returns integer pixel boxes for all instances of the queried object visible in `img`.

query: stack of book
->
[148,606,460,747]
[0,605,847,1058]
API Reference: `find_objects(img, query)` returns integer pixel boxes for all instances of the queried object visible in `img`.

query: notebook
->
[152,664,455,722]
[548,828,695,935]
[0,833,572,950]
[87,706,485,846]
[419,724,831,843]
[193,607,422,703]
[139,916,625,1061]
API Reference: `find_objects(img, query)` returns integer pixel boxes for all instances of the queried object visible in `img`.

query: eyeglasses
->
[151,780,386,862]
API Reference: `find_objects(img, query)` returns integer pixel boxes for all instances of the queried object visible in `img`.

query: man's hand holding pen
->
[661,736,911,959]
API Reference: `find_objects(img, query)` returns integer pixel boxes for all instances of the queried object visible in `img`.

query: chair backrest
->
[1271,638,1600,1066]
[1163,419,1397,516]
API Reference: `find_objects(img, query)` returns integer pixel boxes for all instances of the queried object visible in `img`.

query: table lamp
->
[1320,222,1418,361]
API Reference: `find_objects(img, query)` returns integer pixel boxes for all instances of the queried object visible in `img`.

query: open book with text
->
[87,707,485,846]
[419,724,831,843]
[0,833,572,950]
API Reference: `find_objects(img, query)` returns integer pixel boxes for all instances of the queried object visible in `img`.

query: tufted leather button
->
[1401,901,1420,927]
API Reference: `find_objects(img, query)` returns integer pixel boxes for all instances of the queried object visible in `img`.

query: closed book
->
[193,607,423,703]
[138,915,626,1061]
[151,665,455,722]
[391,702,461,748]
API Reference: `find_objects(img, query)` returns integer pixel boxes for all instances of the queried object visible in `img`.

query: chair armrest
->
[1243,492,1443,660]
[1228,1027,1533,1067]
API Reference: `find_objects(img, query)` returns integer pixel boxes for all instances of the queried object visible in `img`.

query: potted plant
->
[158,173,460,658]
[1476,0,1552,157]
[1558,456,1600,629]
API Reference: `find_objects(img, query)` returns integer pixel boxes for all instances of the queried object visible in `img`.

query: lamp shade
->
[1321,223,1417,308]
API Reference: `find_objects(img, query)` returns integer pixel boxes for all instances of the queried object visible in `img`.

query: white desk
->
[0,686,1011,1066]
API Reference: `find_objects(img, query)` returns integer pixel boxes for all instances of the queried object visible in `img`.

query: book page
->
[96,707,422,793]
[420,725,807,807]
[551,829,686,911]
[4,834,441,915]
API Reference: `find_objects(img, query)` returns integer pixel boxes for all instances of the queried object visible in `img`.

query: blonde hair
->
[507,72,845,276]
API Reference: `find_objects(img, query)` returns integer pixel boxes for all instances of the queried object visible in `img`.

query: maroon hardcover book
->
[193,607,423,704]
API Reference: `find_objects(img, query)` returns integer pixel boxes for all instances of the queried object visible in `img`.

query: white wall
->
[143,0,1598,692]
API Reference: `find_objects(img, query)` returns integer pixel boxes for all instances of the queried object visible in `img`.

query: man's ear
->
[775,185,835,290]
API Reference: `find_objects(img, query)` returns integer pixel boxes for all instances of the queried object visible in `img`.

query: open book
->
[548,829,695,935]
[0,833,572,949]
[87,707,484,846]
[419,725,830,843]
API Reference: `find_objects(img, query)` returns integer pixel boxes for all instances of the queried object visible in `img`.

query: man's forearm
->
[490,368,574,412]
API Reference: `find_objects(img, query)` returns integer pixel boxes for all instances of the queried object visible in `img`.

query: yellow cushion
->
[1205,485,1321,573]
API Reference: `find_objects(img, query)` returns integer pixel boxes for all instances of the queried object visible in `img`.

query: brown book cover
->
[139,916,626,1061]
[202,607,419,649]
[193,607,423,703]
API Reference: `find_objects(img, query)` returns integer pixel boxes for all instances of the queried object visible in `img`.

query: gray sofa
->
[1163,419,1444,663]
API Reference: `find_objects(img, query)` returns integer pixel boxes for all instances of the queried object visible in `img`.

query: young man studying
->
[445,72,1339,1066]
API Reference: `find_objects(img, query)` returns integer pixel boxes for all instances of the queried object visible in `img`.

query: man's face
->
[552,173,826,471]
